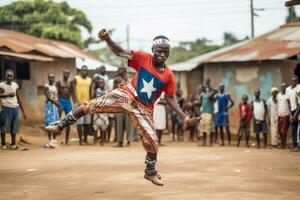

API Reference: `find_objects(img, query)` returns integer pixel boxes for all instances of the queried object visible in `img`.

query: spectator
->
[56,69,73,144]
[154,93,167,146]
[175,89,185,141]
[93,65,109,88]
[73,66,92,145]
[44,73,60,143]
[277,83,290,149]
[214,83,234,146]
[286,76,300,151]
[92,78,109,145]
[114,67,131,147]
[186,94,197,142]
[0,70,26,150]
[267,87,279,148]
[237,95,252,147]
[251,89,268,148]
[198,85,216,146]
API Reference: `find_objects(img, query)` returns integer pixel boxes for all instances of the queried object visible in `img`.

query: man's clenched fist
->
[98,29,109,41]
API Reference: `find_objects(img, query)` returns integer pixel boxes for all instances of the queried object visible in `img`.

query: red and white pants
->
[86,87,158,153]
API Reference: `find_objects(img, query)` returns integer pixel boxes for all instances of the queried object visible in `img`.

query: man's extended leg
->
[127,100,163,186]
[46,88,163,186]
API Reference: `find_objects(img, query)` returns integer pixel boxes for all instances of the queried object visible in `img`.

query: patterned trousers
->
[85,88,158,153]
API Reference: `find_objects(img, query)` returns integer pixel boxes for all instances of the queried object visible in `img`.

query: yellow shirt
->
[75,75,92,104]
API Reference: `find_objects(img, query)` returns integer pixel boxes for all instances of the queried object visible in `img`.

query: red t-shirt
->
[127,51,175,109]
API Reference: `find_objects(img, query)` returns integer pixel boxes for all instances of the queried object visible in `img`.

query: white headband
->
[153,38,170,46]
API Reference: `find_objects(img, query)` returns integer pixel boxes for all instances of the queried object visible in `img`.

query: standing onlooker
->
[214,83,234,146]
[93,78,109,145]
[251,89,268,148]
[175,89,185,141]
[0,70,26,150]
[44,73,60,142]
[286,76,300,151]
[186,94,198,142]
[114,67,132,147]
[73,66,92,145]
[277,83,290,149]
[56,69,73,144]
[198,85,216,146]
[154,93,167,146]
[93,65,109,88]
[267,87,279,147]
[237,95,252,147]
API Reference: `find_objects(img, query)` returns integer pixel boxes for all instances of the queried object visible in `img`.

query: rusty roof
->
[171,23,300,71]
[0,51,54,62]
[0,28,98,61]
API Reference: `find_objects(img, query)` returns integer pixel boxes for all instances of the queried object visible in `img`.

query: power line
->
[91,7,294,23]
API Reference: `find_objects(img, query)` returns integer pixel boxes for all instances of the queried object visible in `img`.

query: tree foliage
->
[0,0,93,48]
[167,38,221,64]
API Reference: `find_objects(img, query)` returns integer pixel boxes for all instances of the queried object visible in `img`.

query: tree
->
[286,7,300,23]
[0,0,93,48]
[167,38,221,64]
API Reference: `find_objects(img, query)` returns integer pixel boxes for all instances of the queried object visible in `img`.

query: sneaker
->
[45,121,64,134]
[144,174,164,186]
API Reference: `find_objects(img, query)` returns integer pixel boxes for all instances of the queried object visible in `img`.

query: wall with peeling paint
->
[174,68,203,98]
[203,60,298,128]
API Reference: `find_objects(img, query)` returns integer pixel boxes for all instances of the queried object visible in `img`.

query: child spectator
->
[251,89,268,148]
[44,73,60,143]
[237,95,252,147]
[267,87,279,148]
[153,93,167,146]
[0,70,26,150]
[93,78,109,145]
[277,83,290,149]
[214,83,234,146]
[199,85,216,146]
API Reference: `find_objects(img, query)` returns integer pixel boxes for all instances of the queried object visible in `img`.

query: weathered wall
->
[19,58,76,122]
[203,60,298,128]
[173,68,203,97]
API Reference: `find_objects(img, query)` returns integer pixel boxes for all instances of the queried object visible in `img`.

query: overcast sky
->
[1,0,300,50]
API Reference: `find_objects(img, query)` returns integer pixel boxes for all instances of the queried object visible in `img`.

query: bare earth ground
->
[0,125,300,200]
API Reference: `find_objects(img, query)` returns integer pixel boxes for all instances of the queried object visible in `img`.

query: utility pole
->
[126,25,130,50]
[250,0,254,38]
[250,0,265,38]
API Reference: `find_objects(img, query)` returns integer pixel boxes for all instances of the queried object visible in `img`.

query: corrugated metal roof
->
[171,23,300,71]
[0,28,98,62]
[0,51,54,62]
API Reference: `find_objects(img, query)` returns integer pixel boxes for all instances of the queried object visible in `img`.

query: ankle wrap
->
[145,156,157,176]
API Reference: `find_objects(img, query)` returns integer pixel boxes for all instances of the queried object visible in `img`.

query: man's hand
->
[23,113,27,120]
[183,116,201,130]
[98,29,110,41]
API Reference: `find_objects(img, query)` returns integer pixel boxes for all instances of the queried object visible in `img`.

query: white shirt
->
[286,84,300,111]
[253,100,266,121]
[277,93,290,117]
[0,81,19,108]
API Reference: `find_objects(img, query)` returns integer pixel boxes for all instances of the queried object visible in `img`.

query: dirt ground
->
[0,125,300,200]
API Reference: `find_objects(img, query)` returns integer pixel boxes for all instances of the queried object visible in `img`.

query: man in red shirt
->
[46,29,199,186]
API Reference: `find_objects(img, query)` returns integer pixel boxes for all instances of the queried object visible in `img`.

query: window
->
[0,57,30,80]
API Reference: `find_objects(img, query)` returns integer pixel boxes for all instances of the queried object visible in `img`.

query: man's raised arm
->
[98,29,133,60]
